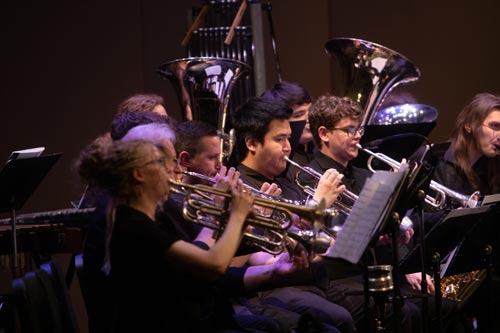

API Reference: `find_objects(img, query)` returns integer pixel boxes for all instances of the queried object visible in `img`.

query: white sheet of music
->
[327,170,405,264]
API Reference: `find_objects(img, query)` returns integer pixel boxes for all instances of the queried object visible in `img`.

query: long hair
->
[450,93,500,193]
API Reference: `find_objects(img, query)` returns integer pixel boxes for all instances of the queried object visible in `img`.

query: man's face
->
[251,119,292,179]
[189,135,222,178]
[291,103,312,145]
[474,110,500,158]
[321,117,363,166]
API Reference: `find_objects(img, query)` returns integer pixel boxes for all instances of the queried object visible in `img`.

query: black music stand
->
[0,153,62,277]
[400,206,492,276]
[327,167,411,332]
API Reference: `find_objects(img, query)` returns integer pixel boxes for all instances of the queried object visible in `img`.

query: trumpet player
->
[230,96,372,333]
[432,93,500,332]
[168,119,356,332]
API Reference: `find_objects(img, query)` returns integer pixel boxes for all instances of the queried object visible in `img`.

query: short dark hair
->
[110,111,170,141]
[309,94,364,148]
[174,120,218,156]
[260,81,312,108]
[232,97,292,162]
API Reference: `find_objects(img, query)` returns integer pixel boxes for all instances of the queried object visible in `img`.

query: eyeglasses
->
[482,123,500,133]
[330,126,365,137]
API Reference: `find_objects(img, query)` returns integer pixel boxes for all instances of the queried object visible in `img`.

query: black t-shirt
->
[110,205,225,332]
[237,163,306,202]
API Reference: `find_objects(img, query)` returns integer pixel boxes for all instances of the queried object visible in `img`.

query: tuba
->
[325,38,420,126]
[156,57,250,160]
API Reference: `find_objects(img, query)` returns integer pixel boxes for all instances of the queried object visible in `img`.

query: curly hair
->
[309,94,364,148]
[117,93,165,115]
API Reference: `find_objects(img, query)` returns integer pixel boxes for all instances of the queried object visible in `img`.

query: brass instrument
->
[324,38,420,126]
[168,179,330,255]
[180,170,297,203]
[440,270,486,304]
[157,57,250,161]
[179,170,341,241]
[284,155,358,216]
[358,144,480,209]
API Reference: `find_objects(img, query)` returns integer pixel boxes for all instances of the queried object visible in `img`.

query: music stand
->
[0,153,62,277]
[400,206,492,275]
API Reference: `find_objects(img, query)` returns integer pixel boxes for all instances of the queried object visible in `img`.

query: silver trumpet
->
[284,156,358,216]
[168,179,331,255]
[357,144,480,209]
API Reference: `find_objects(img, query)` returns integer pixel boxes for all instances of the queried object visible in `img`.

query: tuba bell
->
[325,37,421,126]
[156,57,250,160]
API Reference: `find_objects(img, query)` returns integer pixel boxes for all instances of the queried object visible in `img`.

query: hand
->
[213,166,240,191]
[254,182,282,217]
[271,251,309,277]
[405,272,435,294]
[313,168,346,207]
[229,182,255,223]
[213,167,241,205]
[400,228,414,245]
[259,182,282,197]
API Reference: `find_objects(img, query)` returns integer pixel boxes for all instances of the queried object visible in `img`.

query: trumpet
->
[179,170,298,203]
[168,179,330,255]
[357,144,480,209]
[284,156,358,216]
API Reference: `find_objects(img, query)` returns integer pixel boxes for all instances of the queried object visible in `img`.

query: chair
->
[74,253,113,333]
[12,260,79,333]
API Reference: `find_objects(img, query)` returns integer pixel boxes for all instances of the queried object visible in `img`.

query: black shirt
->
[237,162,306,202]
[110,205,232,333]
[433,146,491,200]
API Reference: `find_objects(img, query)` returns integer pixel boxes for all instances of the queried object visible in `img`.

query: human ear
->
[318,126,330,143]
[178,151,191,169]
[465,124,472,134]
[245,136,257,154]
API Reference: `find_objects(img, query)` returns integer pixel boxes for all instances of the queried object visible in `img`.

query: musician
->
[231,96,367,333]
[165,119,347,332]
[303,94,464,333]
[433,92,500,199]
[260,81,315,182]
[76,134,256,333]
[432,92,500,332]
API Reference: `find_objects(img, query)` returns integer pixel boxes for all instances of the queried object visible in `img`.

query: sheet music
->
[327,170,405,263]
[8,147,45,160]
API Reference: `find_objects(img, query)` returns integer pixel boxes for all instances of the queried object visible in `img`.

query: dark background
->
[2,0,499,214]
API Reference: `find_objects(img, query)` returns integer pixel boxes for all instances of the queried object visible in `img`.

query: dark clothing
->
[80,192,113,333]
[432,146,490,203]
[285,142,315,184]
[297,151,372,197]
[432,146,500,333]
[236,163,357,333]
[238,163,306,202]
[110,205,192,332]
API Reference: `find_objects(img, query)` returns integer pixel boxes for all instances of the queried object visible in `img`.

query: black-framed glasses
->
[331,126,365,137]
